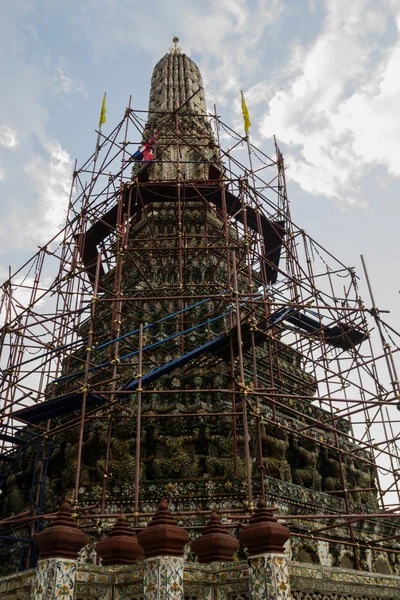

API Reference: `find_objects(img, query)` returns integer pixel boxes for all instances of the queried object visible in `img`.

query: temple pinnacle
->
[171,35,181,54]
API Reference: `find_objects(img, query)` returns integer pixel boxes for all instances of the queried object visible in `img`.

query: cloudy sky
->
[1,0,399,332]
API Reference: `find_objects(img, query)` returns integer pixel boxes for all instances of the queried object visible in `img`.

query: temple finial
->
[170,35,181,54]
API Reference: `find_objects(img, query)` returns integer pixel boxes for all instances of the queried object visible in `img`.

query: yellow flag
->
[241,90,251,134]
[99,93,107,127]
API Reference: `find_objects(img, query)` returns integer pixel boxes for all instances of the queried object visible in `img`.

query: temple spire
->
[140,41,216,182]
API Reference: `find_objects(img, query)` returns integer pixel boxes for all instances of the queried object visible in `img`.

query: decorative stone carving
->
[248,554,291,600]
[291,436,321,491]
[95,511,143,565]
[260,423,291,482]
[143,49,215,182]
[205,424,247,478]
[62,429,92,491]
[239,498,290,556]
[2,473,26,516]
[97,419,143,484]
[321,448,345,496]
[151,423,202,479]
[191,511,239,563]
[0,43,397,584]
[137,499,189,558]
[34,500,89,560]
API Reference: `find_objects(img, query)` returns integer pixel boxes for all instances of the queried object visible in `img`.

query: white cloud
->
[23,139,72,243]
[54,55,87,105]
[70,0,284,106]
[0,125,18,148]
[259,0,400,204]
[0,3,75,251]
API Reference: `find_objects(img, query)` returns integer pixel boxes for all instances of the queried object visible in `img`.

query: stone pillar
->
[32,500,89,600]
[143,556,184,600]
[32,558,78,600]
[239,499,292,600]
[137,499,189,600]
[247,553,291,600]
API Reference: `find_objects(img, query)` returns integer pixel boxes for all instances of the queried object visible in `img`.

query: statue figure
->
[345,458,377,506]
[321,448,345,496]
[83,419,109,482]
[62,429,93,492]
[347,459,362,503]
[260,423,291,482]
[3,473,26,516]
[366,464,379,507]
[204,424,247,479]
[151,421,202,479]
[97,419,145,484]
[291,436,321,491]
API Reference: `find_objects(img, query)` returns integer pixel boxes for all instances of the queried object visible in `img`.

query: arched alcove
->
[340,554,355,569]
[296,547,318,564]
[374,558,391,575]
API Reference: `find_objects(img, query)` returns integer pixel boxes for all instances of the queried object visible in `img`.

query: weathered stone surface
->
[191,511,239,563]
[96,511,143,565]
[145,48,214,182]
[239,498,290,555]
[34,500,89,560]
[137,499,189,557]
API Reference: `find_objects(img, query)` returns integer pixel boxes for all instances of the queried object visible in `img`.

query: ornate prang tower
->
[0,40,400,599]
[145,39,214,181]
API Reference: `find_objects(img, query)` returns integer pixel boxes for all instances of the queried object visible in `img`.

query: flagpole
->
[245,134,254,178]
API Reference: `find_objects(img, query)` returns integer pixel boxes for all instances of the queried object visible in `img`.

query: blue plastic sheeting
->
[120,304,366,394]
[12,392,106,424]
[268,306,366,350]
[269,306,297,324]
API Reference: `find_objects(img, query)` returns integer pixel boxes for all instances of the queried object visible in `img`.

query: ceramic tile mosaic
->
[248,554,291,600]
[114,582,143,600]
[215,581,249,600]
[184,561,248,585]
[0,569,34,600]
[32,559,56,600]
[6,553,400,600]
[183,582,213,600]
[183,560,249,600]
[289,561,400,598]
[32,559,77,600]
[75,563,142,599]
[144,557,184,600]
[75,585,113,600]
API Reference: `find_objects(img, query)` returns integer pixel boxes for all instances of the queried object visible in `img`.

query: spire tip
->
[170,36,181,54]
